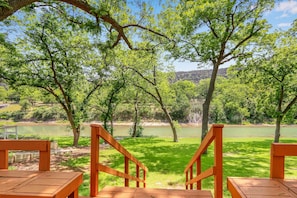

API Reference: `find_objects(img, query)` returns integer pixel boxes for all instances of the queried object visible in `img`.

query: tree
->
[125,49,179,142]
[160,0,274,140]
[239,28,297,142]
[98,70,126,136]
[170,80,197,122]
[1,11,104,146]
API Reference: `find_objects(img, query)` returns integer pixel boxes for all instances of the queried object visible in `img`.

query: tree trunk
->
[72,125,80,147]
[132,96,139,137]
[110,113,114,136]
[162,107,178,142]
[201,63,220,141]
[201,102,210,140]
[274,116,282,143]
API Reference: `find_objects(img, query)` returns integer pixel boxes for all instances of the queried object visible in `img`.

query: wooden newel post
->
[213,124,223,198]
[90,125,99,197]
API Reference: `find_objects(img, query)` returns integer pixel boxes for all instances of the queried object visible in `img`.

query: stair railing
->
[184,124,224,198]
[90,124,148,197]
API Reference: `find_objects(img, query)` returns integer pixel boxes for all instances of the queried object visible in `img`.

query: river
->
[15,124,297,138]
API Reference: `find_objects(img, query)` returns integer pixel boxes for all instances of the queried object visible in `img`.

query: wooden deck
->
[95,186,213,198]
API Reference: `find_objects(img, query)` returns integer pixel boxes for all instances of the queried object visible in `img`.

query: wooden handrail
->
[0,140,51,171]
[90,124,148,197]
[184,124,224,198]
[270,143,297,179]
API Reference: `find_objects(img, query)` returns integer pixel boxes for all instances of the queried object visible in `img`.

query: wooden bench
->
[184,124,224,198]
[0,125,18,139]
[227,143,297,197]
[0,140,51,171]
[270,143,297,179]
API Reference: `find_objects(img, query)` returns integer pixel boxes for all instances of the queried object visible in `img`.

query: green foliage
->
[0,0,10,9]
[32,106,66,121]
[19,99,31,112]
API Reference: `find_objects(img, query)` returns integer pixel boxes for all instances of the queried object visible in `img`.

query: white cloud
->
[275,1,297,14]
[280,13,289,18]
[278,22,292,27]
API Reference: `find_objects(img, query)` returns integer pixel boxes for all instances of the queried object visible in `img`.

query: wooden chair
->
[0,140,51,171]
[270,143,297,179]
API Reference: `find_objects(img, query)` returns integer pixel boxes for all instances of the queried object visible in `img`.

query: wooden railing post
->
[214,125,223,198]
[196,157,201,190]
[90,125,99,197]
[190,166,193,189]
[136,165,140,187]
[143,170,146,188]
[125,156,129,187]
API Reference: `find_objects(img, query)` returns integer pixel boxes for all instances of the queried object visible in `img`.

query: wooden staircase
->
[83,124,224,198]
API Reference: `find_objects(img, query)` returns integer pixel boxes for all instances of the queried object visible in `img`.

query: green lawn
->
[54,136,297,197]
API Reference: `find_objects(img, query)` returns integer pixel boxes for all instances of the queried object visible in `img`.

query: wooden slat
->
[98,164,145,184]
[96,186,213,198]
[186,167,215,186]
[271,143,297,156]
[0,140,50,151]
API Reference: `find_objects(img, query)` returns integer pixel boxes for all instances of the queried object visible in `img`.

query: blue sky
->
[174,0,297,71]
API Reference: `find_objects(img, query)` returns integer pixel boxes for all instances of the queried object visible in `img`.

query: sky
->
[174,0,297,72]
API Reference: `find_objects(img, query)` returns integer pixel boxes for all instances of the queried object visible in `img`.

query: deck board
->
[92,186,213,198]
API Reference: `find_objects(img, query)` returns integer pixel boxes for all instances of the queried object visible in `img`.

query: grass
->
[50,136,297,197]
[0,104,21,113]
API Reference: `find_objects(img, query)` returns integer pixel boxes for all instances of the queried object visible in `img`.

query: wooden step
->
[82,186,213,198]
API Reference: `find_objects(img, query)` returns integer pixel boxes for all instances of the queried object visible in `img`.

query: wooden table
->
[0,170,83,198]
[227,177,297,198]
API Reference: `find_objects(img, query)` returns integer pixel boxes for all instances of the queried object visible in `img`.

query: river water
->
[16,124,297,138]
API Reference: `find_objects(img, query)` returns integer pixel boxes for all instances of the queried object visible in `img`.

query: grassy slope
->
[55,136,297,197]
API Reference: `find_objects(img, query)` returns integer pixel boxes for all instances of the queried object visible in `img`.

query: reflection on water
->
[16,124,297,138]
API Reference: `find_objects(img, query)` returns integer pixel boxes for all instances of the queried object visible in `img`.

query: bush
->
[129,123,144,137]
